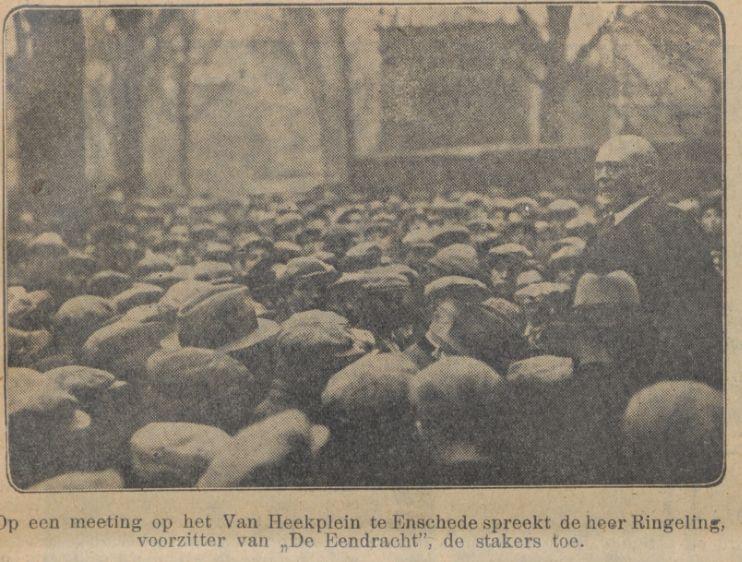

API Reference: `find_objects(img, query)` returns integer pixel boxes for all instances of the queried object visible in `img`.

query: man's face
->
[594,136,658,212]
[594,156,642,211]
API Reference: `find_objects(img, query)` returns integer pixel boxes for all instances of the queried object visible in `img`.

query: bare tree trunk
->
[540,6,572,144]
[12,10,86,235]
[110,9,146,195]
[174,14,195,196]
[329,7,356,185]
[282,7,353,183]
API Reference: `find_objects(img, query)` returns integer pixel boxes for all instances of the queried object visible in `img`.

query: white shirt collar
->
[614,196,650,225]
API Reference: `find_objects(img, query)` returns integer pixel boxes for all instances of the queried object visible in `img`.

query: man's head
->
[595,135,659,211]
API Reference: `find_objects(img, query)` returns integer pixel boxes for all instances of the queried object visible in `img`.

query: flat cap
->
[192,260,234,284]
[131,422,232,487]
[196,410,328,488]
[621,381,722,483]
[160,279,215,311]
[429,244,480,278]
[86,271,133,298]
[111,283,164,313]
[488,243,533,259]
[28,469,124,491]
[28,232,69,257]
[424,275,490,303]
[135,251,174,277]
[409,356,506,425]
[83,319,173,379]
[44,365,118,405]
[52,295,117,344]
[322,352,418,421]
[280,256,338,285]
[8,287,54,330]
[146,347,253,390]
[507,355,575,385]
[7,367,91,432]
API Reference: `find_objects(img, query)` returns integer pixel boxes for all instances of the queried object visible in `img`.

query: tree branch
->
[573,15,614,66]
[516,7,547,59]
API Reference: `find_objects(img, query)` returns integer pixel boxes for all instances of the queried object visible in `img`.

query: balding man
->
[582,135,722,389]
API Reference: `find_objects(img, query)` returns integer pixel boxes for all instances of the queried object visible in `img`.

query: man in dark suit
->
[581,135,722,388]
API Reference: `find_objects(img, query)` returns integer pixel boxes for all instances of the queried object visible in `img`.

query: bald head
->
[595,135,659,211]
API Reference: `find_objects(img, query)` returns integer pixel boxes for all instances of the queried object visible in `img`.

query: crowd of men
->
[6,135,724,490]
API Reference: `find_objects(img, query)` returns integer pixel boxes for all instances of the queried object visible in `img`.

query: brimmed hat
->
[461,192,489,208]
[511,196,540,217]
[573,271,640,308]
[565,215,597,237]
[536,190,558,204]
[131,422,232,487]
[235,233,274,254]
[472,231,505,254]
[481,297,526,333]
[490,197,515,212]
[550,236,587,253]
[122,302,177,324]
[111,283,164,313]
[196,410,329,488]
[568,271,642,329]
[146,347,250,388]
[177,286,279,353]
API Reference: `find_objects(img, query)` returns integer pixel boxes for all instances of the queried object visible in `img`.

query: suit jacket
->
[581,196,723,387]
